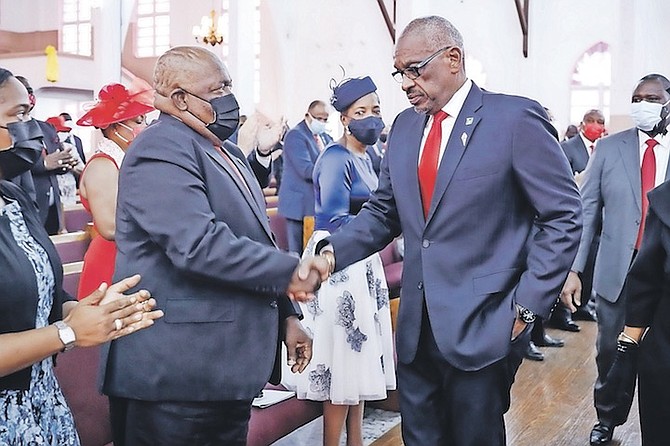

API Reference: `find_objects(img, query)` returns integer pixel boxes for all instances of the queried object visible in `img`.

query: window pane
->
[78,0,91,21]
[137,27,154,38]
[137,4,154,15]
[155,15,169,26]
[136,47,153,58]
[155,1,170,13]
[137,37,154,48]
[137,17,154,28]
[155,35,170,46]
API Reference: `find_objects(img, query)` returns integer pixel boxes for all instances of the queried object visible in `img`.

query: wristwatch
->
[54,320,76,352]
[516,304,536,324]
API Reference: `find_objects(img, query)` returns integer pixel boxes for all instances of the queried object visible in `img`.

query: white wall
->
[3,0,670,135]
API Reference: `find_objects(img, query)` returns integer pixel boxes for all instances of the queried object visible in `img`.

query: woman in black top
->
[0,68,163,445]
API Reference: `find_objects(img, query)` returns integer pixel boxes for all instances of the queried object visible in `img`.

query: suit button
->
[422,239,430,248]
[635,220,640,225]
[418,281,424,290]
[269,300,278,309]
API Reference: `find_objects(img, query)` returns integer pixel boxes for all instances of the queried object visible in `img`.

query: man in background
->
[278,100,332,252]
[561,74,670,445]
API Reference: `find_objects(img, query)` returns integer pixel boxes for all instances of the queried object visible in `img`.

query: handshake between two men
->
[285,252,334,303]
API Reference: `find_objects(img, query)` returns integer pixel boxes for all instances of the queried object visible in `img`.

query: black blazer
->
[30,120,63,225]
[101,113,302,401]
[0,181,73,391]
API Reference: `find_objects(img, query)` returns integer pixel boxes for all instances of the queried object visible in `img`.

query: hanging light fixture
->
[192,10,224,46]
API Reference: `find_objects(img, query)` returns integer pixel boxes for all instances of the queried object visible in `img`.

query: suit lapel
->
[402,112,430,226]
[618,130,642,212]
[426,84,483,224]
[205,146,274,243]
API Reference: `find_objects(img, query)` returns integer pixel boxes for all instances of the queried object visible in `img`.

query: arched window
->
[570,42,611,125]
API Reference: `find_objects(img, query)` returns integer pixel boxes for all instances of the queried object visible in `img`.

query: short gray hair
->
[399,16,464,52]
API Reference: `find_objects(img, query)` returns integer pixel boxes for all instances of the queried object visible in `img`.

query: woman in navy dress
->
[284,76,395,446]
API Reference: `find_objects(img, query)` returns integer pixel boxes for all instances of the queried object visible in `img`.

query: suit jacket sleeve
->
[625,188,667,327]
[245,150,271,189]
[122,136,299,296]
[510,103,583,315]
[283,128,315,182]
[571,144,605,272]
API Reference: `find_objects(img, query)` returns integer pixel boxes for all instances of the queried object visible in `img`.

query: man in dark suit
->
[14,76,76,235]
[101,46,328,445]
[59,112,86,163]
[278,100,333,252]
[561,74,670,445]
[321,16,582,445]
[552,109,606,330]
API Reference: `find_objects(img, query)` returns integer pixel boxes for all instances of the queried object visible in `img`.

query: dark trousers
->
[44,203,60,235]
[594,292,628,425]
[397,307,528,446]
[110,397,252,446]
[285,217,304,253]
[637,335,670,446]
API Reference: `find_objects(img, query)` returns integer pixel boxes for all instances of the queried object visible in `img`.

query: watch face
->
[55,321,76,350]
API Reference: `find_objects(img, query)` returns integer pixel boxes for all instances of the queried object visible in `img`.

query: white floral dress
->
[283,230,396,405]
[0,200,80,445]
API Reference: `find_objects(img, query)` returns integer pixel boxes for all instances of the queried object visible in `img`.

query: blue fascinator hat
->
[330,76,377,112]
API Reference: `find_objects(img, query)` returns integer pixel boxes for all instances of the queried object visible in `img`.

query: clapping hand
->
[44,147,75,171]
[65,274,163,347]
[286,256,331,302]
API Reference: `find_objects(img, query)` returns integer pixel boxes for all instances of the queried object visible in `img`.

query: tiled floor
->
[271,407,401,445]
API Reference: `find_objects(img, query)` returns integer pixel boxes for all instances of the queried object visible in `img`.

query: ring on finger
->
[114,318,123,331]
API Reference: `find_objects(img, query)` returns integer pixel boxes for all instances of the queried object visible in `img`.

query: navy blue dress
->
[313,143,378,232]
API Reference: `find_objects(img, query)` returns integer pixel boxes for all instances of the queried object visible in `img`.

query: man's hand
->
[256,114,284,155]
[560,271,582,313]
[284,316,312,373]
[286,256,330,302]
[44,147,75,171]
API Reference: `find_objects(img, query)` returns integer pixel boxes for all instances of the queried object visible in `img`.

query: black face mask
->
[184,90,240,142]
[347,116,385,146]
[0,119,44,179]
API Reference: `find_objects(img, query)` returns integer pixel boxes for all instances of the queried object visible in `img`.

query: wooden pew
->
[63,203,92,233]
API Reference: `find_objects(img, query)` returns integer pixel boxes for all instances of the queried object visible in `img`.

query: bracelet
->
[617,332,639,345]
[320,251,335,275]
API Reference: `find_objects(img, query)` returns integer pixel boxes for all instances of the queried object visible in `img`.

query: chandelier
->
[192,10,224,46]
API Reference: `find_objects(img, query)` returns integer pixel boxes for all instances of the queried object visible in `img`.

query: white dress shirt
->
[417,79,473,166]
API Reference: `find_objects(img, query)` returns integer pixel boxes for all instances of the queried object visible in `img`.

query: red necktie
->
[418,111,448,217]
[636,138,658,249]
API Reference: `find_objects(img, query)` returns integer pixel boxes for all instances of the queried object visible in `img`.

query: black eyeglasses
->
[391,46,453,83]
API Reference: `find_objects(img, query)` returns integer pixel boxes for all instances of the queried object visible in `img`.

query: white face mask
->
[307,114,327,135]
[57,131,70,143]
[630,100,670,131]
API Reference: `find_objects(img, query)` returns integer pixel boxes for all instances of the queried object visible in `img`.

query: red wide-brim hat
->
[77,83,155,129]
[45,115,72,132]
